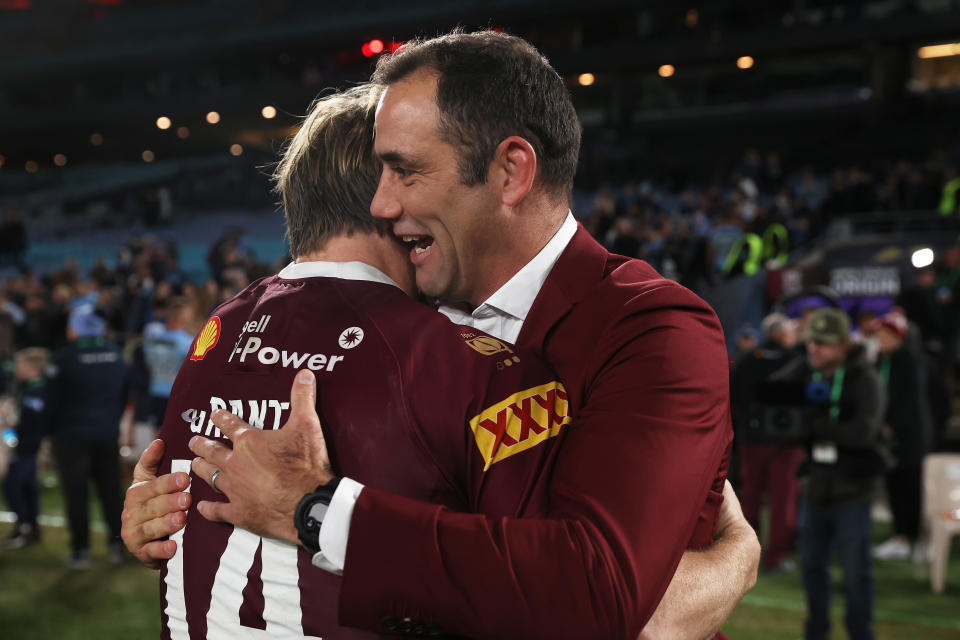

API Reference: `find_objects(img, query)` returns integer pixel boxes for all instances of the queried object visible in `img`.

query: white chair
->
[923,453,960,593]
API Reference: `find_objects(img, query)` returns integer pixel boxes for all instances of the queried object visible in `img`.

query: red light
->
[361,42,373,58]
[369,39,384,54]
[0,0,31,9]
[492,26,504,33]
[388,41,403,53]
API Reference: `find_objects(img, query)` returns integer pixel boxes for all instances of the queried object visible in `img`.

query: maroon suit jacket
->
[339,227,733,639]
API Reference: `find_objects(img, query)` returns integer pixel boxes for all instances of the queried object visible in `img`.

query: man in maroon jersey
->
[142,86,576,639]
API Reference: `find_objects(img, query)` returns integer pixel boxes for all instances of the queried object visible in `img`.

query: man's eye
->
[393,167,411,178]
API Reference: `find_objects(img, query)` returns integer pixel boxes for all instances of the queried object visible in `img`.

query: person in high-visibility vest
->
[722,232,763,277]
[763,222,789,267]
[939,169,960,218]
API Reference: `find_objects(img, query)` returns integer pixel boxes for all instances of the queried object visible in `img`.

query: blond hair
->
[273,84,385,257]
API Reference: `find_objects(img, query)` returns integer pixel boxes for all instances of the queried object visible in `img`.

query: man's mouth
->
[400,235,434,255]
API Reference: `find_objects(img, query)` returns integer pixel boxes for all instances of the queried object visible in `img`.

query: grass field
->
[2,470,959,639]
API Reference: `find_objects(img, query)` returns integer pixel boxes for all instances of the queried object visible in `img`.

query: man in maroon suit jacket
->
[127,30,759,640]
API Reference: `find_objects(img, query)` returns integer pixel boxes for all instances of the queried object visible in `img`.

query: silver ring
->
[210,468,224,494]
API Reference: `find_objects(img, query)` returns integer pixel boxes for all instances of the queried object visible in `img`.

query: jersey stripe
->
[207,527,259,636]
[163,459,192,640]
[261,539,304,635]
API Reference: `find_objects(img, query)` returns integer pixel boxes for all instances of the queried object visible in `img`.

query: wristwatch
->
[294,477,342,555]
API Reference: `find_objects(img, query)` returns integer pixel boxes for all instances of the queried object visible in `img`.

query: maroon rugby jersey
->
[156,262,571,639]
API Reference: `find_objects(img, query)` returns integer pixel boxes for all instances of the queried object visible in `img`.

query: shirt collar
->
[277,260,403,290]
[473,211,577,322]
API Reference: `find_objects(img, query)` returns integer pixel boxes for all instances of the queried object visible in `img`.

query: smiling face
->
[370,70,502,305]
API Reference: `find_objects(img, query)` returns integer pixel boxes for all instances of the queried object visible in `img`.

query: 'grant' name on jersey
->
[181,396,291,439]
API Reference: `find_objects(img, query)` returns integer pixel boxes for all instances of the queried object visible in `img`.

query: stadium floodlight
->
[90,132,104,146]
[911,247,935,268]
[156,116,172,130]
[53,154,67,167]
[206,111,221,124]
[578,73,595,86]
[230,144,243,156]
[25,161,38,173]
[261,105,277,119]
[737,56,755,69]
[659,64,675,78]
[177,126,190,139]
[142,150,155,163]
[918,43,960,59]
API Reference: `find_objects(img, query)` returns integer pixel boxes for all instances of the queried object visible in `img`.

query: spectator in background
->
[872,310,934,562]
[133,297,196,457]
[732,313,804,573]
[2,347,49,549]
[897,266,945,355]
[608,216,642,258]
[776,308,886,640]
[710,208,745,275]
[46,306,130,569]
[734,325,760,358]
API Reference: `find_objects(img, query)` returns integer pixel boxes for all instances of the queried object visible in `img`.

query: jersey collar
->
[277,260,402,290]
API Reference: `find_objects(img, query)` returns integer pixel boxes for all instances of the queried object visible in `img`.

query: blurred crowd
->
[581,148,960,293]
[0,228,285,562]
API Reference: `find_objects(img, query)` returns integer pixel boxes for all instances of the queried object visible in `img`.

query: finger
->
[123,488,189,528]
[126,471,190,507]
[210,409,252,441]
[288,369,319,430]
[138,510,188,545]
[132,439,166,483]
[140,539,178,563]
[188,435,233,469]
[142,491,192,521]
[191,456,231,495]
[195,499,238,526]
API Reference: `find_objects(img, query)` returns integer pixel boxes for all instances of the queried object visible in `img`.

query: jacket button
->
[382,616,399,631]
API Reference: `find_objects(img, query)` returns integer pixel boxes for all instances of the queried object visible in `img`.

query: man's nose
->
[371,171,400,220]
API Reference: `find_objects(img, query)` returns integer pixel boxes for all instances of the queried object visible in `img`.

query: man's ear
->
[489,136,537,207]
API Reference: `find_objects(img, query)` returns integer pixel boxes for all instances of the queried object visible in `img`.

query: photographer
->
[732,312,804,573]
[774,308,886,640]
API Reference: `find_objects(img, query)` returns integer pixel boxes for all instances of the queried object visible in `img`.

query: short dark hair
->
[372,29,581,201]
[273,84,385,257]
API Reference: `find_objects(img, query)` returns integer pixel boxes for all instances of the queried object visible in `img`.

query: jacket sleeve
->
[337,299,732,640]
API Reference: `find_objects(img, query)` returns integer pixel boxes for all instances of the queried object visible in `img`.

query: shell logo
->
[191,316,221,361]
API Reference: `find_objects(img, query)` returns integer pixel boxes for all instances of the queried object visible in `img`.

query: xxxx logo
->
[469,381,571,471]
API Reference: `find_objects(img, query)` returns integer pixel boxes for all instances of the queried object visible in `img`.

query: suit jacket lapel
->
[517,225,609,351]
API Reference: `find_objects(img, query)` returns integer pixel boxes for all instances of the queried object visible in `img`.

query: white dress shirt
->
[312,212,578,572]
